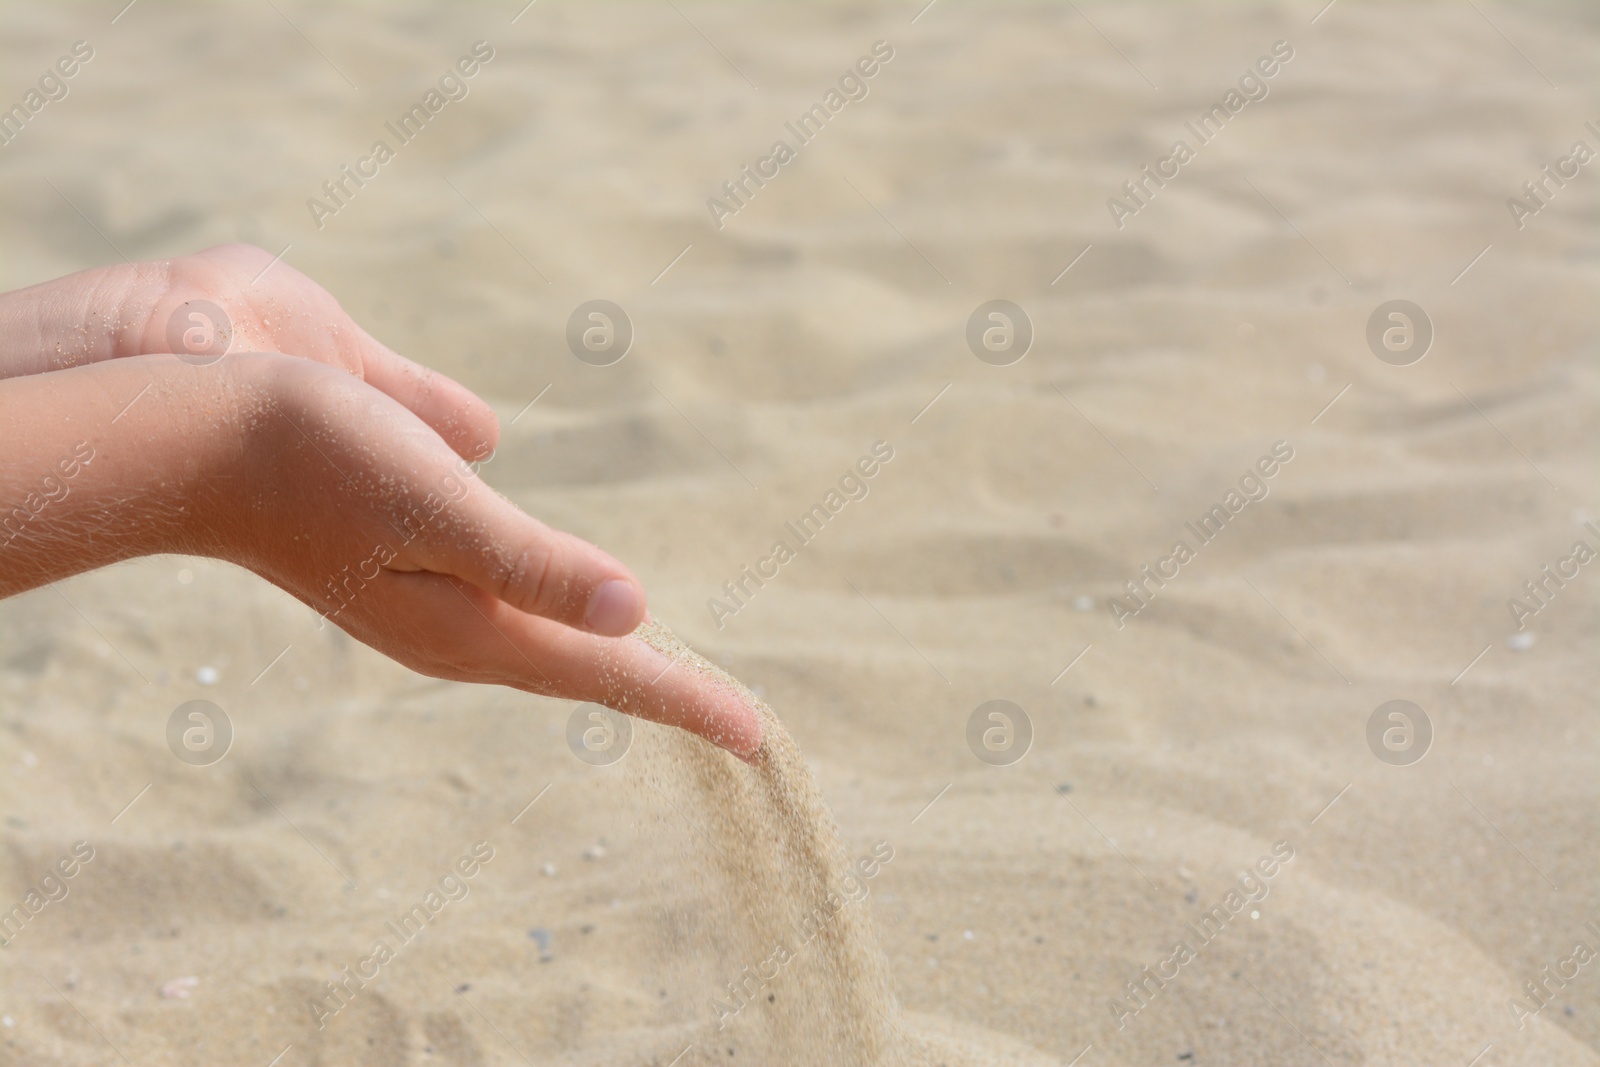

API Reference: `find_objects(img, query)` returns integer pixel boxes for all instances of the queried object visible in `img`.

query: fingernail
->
[584,579,640,635]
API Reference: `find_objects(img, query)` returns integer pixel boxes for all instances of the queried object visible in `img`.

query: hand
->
[215,353,761,758]
[0,332,763,762]
[0,243,497,462]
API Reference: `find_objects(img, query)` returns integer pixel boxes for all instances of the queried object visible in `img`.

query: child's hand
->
[0,243,498,462]
[0,264,764,760]
[223,354,761,757]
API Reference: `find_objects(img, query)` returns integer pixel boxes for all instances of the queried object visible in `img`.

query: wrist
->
[0,354,261,591]
[192,350,321,568]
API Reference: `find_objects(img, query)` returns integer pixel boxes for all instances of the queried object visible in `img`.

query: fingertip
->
[582,578,645,636]
[729,719,764,764]
[708,687,764,762]
[427,372,502,462]
[359,340,501,462]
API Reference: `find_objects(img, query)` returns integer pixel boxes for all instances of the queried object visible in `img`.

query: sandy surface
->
[2,2,1597,1064]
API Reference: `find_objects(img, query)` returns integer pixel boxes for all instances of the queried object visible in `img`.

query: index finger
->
[354,572,765,760]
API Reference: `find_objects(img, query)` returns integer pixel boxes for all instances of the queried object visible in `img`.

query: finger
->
[403,467,646,637]
[348,573,764,759]
[354,344,500,464]
[183,245,501,461]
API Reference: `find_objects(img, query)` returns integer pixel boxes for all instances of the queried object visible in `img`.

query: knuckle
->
[412,364,438,407]
[499,534,561,616]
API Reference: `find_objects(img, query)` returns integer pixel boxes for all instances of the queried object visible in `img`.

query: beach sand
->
[1,2,1596,1064]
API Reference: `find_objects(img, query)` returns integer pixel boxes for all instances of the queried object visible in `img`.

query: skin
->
[0,244,762,759]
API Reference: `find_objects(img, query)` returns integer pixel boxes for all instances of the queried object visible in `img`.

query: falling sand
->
[628,622,1059,1067]
[631,620,911,1067]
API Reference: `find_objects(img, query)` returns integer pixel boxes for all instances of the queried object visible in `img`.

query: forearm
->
[0,355,245,594]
